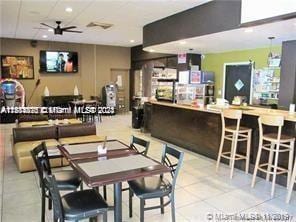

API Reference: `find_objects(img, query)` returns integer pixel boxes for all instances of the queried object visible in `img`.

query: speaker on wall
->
[30,40,38,48]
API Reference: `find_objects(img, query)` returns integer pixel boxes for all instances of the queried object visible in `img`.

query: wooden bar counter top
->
[150,100,296,122]
[149,100,296,187]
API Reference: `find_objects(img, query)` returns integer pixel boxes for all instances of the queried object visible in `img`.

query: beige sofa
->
[12,123,105,172]
[12,126,65,172]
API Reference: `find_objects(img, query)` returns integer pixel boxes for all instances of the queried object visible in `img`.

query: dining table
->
[57,139,170,222]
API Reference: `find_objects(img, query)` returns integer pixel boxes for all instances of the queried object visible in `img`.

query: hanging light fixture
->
[267,36,275,66]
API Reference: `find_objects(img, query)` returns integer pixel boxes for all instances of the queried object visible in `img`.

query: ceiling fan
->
[39,21,82,35]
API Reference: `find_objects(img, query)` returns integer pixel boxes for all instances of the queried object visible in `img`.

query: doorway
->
[223,62,253,104]
[111,68,129,112]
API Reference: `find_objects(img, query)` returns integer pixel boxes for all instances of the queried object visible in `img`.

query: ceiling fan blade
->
[62,26,77,30]
[63,30,83,33]
[33,27,48,30]
[40,23,55,29]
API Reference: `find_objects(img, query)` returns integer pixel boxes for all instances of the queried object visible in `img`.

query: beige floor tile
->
[178,201,222,222]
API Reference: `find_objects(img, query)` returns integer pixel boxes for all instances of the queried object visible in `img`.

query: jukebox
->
[0,79,25,123]
[0,79,25,107]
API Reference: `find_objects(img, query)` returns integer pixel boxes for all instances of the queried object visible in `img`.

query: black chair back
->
[130,135,150,156]
[44,174,65,221]
[161,145,184,190]
[30,142,52,186]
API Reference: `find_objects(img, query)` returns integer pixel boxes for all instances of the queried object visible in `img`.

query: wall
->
[202,45,282,97]
[0,38,130,106]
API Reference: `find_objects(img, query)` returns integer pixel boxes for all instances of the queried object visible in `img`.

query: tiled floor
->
[1,113,296,222]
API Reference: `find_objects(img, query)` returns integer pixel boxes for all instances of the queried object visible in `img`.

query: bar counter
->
[149,101,296,186]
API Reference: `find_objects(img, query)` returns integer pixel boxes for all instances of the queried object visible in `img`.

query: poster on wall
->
[178,53,186,64]
[190,70,201,84]
[1,55,34,79]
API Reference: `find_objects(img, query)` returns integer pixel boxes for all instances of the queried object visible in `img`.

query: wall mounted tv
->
[40,50,78,73]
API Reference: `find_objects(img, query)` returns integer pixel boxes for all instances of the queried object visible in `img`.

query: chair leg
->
[129,188,133,218]
[252,139,263,188]
[103,185,107,200]
[171,197,176,222]
[266,143,275,182]
[287,141,294,188]
[230,132,238,179]
[41,187,46,222]
[286,158,296,203]
[80,182,83,191]
[271,145,280,197]
[103,211,108,222]
[48,192,52,210]
[140,199,145,222]
[216,131,225,172]
[160,197,164,214]
[245,131,251,174]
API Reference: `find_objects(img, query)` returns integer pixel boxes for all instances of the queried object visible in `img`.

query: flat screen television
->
[40,50,78,73]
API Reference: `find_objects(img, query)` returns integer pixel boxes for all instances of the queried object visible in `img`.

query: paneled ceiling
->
[0,0,211,47]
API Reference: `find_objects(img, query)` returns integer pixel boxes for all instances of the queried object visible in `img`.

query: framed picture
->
[1,55,34,79]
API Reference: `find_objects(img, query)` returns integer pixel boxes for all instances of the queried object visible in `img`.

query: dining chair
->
[30,142,82,222]
[128,144,184,222]
[104,136,151,198]
[130,135,150,156]
[45,174,108,222]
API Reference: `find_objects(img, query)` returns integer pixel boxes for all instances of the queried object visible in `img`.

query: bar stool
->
[216,109,252,178]
[286,157,296,203]
[251,115,295,197]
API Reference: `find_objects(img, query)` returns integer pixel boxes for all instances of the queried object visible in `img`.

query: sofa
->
[12,126,62,172]
[12,123,104,172]
[58,123,105,145]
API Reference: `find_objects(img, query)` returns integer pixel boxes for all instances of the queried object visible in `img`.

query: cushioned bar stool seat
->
[251,115,295,197]
[216,109,252,178]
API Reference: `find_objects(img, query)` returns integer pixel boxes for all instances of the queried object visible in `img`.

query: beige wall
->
[0,38,130,106]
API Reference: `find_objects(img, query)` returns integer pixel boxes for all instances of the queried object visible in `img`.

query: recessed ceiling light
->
[42,35,48,38]
[244,28,253,33]
[65,7,73,13]
[179,41,186,45]
[130,40,135,43]
[48,29,53,32]
[149,49,155,52]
